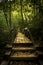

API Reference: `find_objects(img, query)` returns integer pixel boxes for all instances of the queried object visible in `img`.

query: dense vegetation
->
[0,0,43,45]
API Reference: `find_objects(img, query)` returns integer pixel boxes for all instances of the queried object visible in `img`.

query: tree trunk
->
[9,1,12,29]
[3,3,8,27]
[20,0,23,22]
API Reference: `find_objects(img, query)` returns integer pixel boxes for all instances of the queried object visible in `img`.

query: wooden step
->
[13,39,32,44]
[10,52,38,60]
[5,44,12,49]
[12,47,36,51]
[13,41,33,44]
[4,51,11,56]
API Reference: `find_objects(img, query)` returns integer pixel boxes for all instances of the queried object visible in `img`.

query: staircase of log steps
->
[2,42,40,65]
[0,32,42,65]
[5,32,38,60]
[10,42,38,60]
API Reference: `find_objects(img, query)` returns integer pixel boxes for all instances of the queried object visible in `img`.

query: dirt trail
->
[14,32,32,43]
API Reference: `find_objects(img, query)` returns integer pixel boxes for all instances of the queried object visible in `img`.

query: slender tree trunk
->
[9,2,11,28]
[20,0,23,22]
[3,3,8,27]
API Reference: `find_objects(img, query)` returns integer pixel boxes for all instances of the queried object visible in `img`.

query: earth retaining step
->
[12,47,36,52]
[4,51,11,56]
[4,51,11,59]
[14,39,32,43]
[10,52,38,60]
[5,44,12,49]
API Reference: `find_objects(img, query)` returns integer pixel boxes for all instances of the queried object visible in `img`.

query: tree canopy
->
[0,0,43,44]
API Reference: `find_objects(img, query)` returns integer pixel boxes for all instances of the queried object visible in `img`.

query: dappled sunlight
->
[14,32,32,43]
[12,11,18,17]
[11,2,34,23]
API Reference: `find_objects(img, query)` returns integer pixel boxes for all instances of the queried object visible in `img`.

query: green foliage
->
[0,0,43,45]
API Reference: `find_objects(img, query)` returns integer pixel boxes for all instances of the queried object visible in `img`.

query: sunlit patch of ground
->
[14,32,32,43]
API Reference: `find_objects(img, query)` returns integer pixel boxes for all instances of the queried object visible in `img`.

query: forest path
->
[14,32,32,43]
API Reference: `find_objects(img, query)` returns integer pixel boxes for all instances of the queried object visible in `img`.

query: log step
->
[10,53,38,60]
[5,44,12,49]
[12,47,36,51]
[4,51,11,56]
